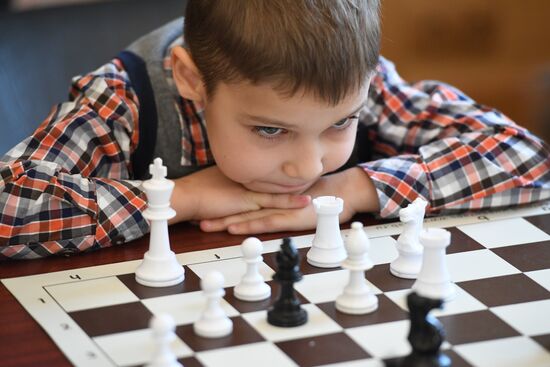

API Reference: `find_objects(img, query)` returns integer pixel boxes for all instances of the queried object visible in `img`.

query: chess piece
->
[412,228,456,302]
[194,271,233,338]
[336,222,378,314]
[396,292,451,367]
[390,198,427,279]
[146,313,182,367]
[268,238,308,327]
[234,237,271,301]
[307,196,347,268]
[136,158,185,287]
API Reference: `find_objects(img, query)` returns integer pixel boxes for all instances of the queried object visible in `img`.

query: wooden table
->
[0,215,380,367]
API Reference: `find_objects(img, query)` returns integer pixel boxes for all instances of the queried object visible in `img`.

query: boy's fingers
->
[249,193,311,209]
[200,210,274,232]
[227,214,287,234]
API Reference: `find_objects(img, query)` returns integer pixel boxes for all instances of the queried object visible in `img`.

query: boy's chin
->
[243,181,313,195]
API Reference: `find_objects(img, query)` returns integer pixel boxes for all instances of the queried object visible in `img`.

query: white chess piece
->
[146,313,182,367]
[136,158,185,287]
[234,237,271,302]
[194,271,233,338]
[336,222,378,314]
[412,228,456,302]
[307,196,347,268]
[390,198,428,279]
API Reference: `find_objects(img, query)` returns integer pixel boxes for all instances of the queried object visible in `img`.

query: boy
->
[0,0,549,259]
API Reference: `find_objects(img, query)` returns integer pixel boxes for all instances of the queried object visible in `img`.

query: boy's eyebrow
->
[242,102,365,127]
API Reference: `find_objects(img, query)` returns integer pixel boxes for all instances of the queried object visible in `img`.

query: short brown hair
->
[184,0,380,105]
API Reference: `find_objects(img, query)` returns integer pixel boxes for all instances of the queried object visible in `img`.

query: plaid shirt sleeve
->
[0,59,149,259]
[360,57,550,218]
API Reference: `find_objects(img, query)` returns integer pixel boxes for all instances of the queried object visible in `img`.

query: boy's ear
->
[171,46,206,103]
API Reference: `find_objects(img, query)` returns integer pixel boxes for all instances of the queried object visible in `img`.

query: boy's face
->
[203,81,369,194]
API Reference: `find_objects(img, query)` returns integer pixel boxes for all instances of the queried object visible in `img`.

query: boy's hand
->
[169,165,311,224]
[199,167,379,234]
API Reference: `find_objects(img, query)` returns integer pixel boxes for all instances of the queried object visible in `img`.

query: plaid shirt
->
[1,48,549,258]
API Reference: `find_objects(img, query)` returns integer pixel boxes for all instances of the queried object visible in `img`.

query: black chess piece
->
[392,292,451,367]
[267,238,308,327]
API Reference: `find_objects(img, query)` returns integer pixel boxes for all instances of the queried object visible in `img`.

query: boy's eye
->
[332,115,358,130]
[253,126,286,138]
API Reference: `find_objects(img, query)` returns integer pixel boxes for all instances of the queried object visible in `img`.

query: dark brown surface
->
[457,273,550,307]
[437,310,520,345]
[276,332,370,366]
[492,240,550,272]
[69,302,153,337]
[317,295,409,329]
[175,316,264,352]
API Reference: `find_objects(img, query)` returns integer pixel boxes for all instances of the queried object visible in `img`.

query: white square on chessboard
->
[93,328,192,367]
[241,303,342,343]
[454,336,550,367]
[491,299,550,336]
[527,269,550,292]
[385,285,487,317]
[45,277,139,312]
[142,291,239,326]
[345,320,411,359]
[188,257,275,288]
[367,236,399,265]
[196,341,297,367]
[457,217,550,249]
[447,249,520,282]
[295,269,382,304]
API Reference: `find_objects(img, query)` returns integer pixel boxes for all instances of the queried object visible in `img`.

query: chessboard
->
[2,203,550,367]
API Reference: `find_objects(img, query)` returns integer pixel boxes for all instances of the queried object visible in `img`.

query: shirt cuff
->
[360,155,431,218]
[93,178,149,247]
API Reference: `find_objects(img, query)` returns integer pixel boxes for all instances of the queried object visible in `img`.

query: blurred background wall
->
[380,0,550,143]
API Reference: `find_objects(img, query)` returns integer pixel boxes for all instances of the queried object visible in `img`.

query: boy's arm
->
[0,60,149,259]
[360,57,550,218]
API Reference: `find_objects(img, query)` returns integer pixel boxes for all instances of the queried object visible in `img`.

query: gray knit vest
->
[118,17,204,179]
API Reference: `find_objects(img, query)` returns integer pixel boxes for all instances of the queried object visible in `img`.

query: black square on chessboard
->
[262,247,341,276]
[117,267,201,299]
[175,316,264,352]
[69,302,153,337]
[492,240,550,272]
[457,273,550,307]
[317,295,408,329]
[368,263,415,292]
[224,280,308,314]
[384,349,474,367]
[276,332,370,366]
[392,226,484,254]
[525,213,550,234]
[437,310,520,345]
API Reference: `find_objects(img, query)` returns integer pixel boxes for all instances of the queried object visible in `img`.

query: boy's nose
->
[282,144,324,182]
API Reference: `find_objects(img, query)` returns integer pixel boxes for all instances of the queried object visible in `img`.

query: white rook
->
[412,228,456,302]
[307,196,346,268]
[135,158,185,287]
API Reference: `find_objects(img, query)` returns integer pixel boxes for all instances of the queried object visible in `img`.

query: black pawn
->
[267,238,308,327]
[391,292,451,367]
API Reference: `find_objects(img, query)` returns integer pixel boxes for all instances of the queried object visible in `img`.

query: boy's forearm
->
[343,166,380,214]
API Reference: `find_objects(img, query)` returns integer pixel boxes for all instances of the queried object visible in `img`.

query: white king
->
[135,158,185,287]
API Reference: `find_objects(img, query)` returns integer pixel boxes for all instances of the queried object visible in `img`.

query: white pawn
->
[336,222,378,314]
[194,271,233,338]
[234,237,271,302]
[412,228,456,302]
[136,158,185,287]
[146,313,182,367]
[390,198,428,279]
[307,196,347,268]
